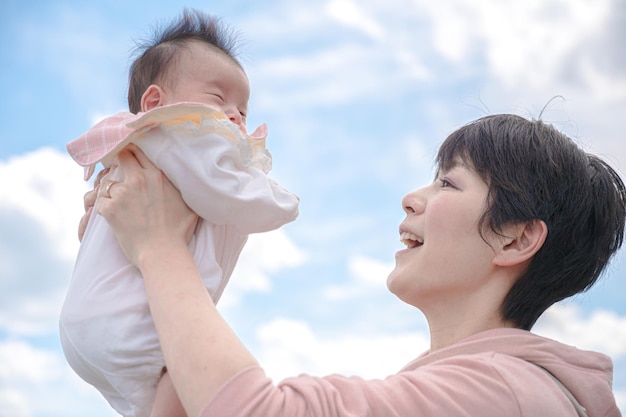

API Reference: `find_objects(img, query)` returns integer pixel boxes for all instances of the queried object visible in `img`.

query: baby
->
[59,9,299,417]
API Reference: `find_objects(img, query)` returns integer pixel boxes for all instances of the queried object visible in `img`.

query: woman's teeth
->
[400,232,423,248]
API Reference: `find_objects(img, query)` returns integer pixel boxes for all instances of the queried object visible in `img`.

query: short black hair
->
[437,114,626,329]
[127,8,242,113]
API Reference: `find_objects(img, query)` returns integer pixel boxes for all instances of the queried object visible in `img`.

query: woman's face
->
[387,159,500,310]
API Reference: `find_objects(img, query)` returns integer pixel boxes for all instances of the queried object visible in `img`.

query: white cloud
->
[0,149,89,336]
[255,317,429,382]
[534,303,626,357]
[218,229,308,307]
[253,44,408,108]
[349,255,391,286]
[415,0,613,88]
[0,340,61,384]
[0,293,67,337]
[238,2,328,41]
[578,57,626,104]
[0,340,117,417]
[326,0,385,40]
[323,255,393,300]
[419,0,477,62]
[245,2,435,113]
[0,148,87,261]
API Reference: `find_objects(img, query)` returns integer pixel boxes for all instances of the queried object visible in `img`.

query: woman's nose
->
[402,188,426,215]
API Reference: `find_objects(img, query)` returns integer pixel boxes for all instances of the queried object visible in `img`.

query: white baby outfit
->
[59,103,299,417]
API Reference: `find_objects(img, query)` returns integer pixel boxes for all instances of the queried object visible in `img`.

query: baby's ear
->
[140,85,165,112]
[493,220,547,267]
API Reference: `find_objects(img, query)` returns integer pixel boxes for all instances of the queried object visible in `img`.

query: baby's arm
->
[140,129,299,234]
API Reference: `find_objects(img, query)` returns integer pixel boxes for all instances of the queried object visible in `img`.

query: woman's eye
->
[439,178,452,188]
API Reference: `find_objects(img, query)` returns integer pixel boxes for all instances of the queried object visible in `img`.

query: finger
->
[94,167,110,187]
[95,194,114,224]
[98,180,119,199]
[83,187,99,211]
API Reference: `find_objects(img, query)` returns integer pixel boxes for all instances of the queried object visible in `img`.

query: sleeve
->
[136,127,299,234]
[199,357,526,417]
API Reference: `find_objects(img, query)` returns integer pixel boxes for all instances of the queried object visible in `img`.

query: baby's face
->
[162,40,250,133]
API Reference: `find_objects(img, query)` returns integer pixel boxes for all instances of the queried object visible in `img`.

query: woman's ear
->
[140,85,165,112]
[493,220,548,267]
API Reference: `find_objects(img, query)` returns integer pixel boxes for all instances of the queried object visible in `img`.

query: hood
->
[409,328,620,417]
[66,102,268,180]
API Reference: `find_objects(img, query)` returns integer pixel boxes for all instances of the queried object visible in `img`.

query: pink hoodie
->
[201,328,620,417]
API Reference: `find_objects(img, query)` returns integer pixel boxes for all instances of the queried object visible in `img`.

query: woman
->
[91,114,624,416]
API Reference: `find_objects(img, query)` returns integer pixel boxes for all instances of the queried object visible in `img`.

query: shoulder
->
[391,352,525,415]
[397,340,583,416]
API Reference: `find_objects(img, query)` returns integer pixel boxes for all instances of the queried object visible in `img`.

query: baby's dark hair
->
[127,8,242,114]
[437,114,626,330]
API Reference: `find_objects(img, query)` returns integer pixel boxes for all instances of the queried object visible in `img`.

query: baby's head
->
[127,9,249,132]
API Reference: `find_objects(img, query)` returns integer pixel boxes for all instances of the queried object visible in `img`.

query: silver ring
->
[104,181,117,198]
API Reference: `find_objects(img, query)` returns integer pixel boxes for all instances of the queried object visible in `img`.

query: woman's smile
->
[399,231,423,249]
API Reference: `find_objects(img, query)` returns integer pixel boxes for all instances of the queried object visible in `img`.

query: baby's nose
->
[225,108,242,125]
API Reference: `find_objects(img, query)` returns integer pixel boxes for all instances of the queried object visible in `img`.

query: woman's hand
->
[96,144,198,267]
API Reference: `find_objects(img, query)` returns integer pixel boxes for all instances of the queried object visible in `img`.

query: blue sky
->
[1,0,625,415]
